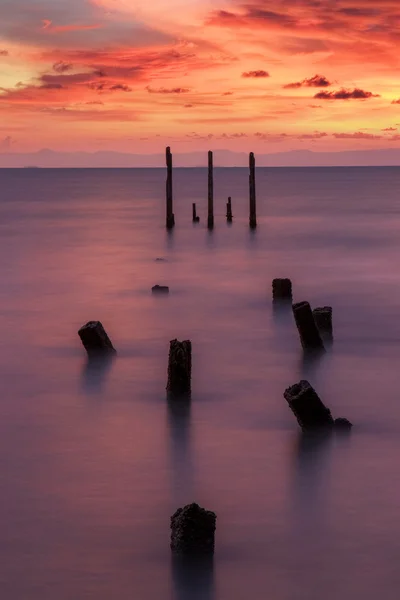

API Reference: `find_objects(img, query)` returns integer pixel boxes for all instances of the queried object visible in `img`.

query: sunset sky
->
[1,0,400,154]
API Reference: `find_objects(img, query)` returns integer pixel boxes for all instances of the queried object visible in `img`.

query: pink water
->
[1,167,400,599]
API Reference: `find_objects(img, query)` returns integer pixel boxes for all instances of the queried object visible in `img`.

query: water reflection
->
[299,348,326,380]
[167,396,194,501]
[291,431,334,536]
[81,353,115,394]
[171,555,215,600]
[272,299,293,324]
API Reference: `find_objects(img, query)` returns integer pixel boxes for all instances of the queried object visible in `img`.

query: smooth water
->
[1,166,400,599]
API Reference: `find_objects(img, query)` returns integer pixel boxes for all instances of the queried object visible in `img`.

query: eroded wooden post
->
[207,151,214,230]
[226,197,233,223]
[166,146,175,229]
[192,203,200,223]
[249,152,257,229]
[293,301,325,351]
[167,339,192,397]
[78,321,116,356]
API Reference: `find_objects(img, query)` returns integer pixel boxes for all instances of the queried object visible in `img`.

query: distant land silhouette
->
[2,148,400,168]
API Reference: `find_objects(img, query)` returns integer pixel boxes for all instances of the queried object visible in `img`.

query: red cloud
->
[0,49,8,56]
[391,99,400,104]
[42,20,102,33]
[242,70,270,78]
[146,86,190,93]
[284,75,331,89]
[315,88,379,100]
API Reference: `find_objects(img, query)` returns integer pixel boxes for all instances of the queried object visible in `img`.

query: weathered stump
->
[171,503,216,555]
[284,380,334,431]
[167,339,192,397]
[293,301,325,351]
[313,306,333,337]
[272,278,292,301]
[192,203,200,223]
[166,146,175,229]
[226,197,233,223]
[78,321,116,356]
[152,285,169,294]
[249,152,257,229]
[207,151,214,230]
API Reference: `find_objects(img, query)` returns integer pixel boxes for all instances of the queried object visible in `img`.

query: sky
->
[0,0,400,155]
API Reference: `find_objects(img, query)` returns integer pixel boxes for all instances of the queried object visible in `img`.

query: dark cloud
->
[242,70,270,78]
[391,99,400,104]
[40,83,64,90]
[382,127,397,131]
[315,88,379,100]
[0,49,8,56]
[146,86,190,94]
[284,74,331,89]
[53,61,73,73]
[109,84,131,92]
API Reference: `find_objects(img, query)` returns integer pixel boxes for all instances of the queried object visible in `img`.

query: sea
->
[0,166,400,600]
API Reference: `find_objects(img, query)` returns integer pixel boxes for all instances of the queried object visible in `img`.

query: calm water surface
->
[1,167,400,599]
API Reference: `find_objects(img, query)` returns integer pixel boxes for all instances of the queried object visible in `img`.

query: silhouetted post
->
[192,203,200,223]
[166,147,175,229]
[284,380,334,431]
[78,321,116,356]
[171,503,217,555]
[207,151,214,230]
[313,306,333,337]
[226,197,233,222]
[272,278,292,301]
[167,339,192,397]
[293,301,325,351]
[249,152,257,229]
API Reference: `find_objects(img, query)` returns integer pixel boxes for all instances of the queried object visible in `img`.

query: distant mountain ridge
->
[2,147,400,168]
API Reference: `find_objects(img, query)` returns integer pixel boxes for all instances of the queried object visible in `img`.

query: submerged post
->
[249,152,257,229]
[166,146,175,229]
[192,203,200,223]
[293,301,325,352]
[226,196,233,223]
[167,339,192,398]
[207,151,214,230]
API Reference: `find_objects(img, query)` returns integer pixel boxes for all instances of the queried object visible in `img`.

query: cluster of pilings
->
[77,277,351,556]
[165,148,257,230]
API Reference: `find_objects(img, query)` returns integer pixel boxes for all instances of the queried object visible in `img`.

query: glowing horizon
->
[1,0,400,155]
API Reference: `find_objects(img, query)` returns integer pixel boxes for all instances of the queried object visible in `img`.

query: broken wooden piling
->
[226,197,233,222]
[249,152,257,229]
[313,306,333,337]
[78,321,116,356]
[207,151,214,230]
[171,503,217,555]
[192,203,200,223]
[167,339,192,397]
[166,146,175,229]
[293,301,325,351]
[272,278,292,302]
[284,380,334,431]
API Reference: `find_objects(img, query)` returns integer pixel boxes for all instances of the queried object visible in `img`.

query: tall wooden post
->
[249,152,257,229]
[226,197,233,222]
[166,147,175,229]
[207,151,214,230]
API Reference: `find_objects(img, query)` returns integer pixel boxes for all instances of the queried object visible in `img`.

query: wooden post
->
[292,301,325,351]
[312,306,333,338]
[272,278,292,302]
[192,203,200,223]
[171,503,216,555]
[78,321,116,356]
[167,339,192,397]
[207,151,214,230]
[284,380,334,431]
[226,197,233,222]
[166,146,175,229]
[249,152,257,229]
